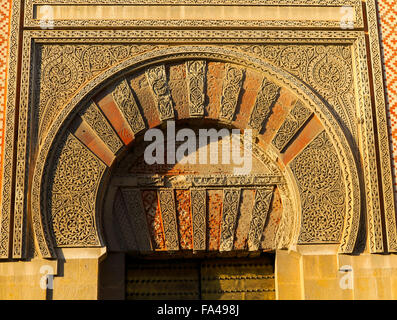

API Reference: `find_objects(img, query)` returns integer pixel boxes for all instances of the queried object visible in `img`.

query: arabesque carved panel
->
[291,131,346,243]
[47,133,105,246]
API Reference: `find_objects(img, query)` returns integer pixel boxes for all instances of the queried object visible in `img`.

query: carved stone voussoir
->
[190,188,206,251]
[249,78,281,131]
[80,101,124,154]
[158,189,179,251]
[146,65,175,121]
[220,188,241,252]
[272,100,313,152]
[291,131,346,244]
[219,64,244,122]
[47,133,105,247]
[6,20,387,260]
[112,78,146,135]
[186,60,207,117]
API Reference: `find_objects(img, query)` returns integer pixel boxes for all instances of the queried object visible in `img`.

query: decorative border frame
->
[27,45,361,258]
[24,0,364,29]
[0,0,395,259]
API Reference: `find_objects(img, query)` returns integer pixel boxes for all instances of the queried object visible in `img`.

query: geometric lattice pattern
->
[378,0,397,198]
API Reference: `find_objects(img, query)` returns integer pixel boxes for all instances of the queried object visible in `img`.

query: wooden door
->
[126,256,275,300]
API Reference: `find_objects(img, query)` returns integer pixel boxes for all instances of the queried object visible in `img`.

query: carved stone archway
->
[30,46,361,258]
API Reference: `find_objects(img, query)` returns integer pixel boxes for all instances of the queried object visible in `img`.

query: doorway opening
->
[125,253,275,300]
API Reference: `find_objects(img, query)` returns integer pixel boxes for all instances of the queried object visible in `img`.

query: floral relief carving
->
[25,46,362,258]
[190,188,206,251]
[290,131,346,243]
[247,187,274,251]
[47,133,105,246]
[219,188,241,252]
[112,78,146,135]
[158,189,180,251]
[175,190,193,250]
[121,188,152,252]
[141,190,166,250]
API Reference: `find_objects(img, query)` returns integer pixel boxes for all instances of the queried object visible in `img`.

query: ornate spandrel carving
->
[37,45,160,142]
[219,188,241,252]
[112,78,146,135]
[146,65,175,121]
[79,101,123,154]
[121,188,152,252]
[219,64,244,122]
[248,78,280,131]
[272,100,312,152]
[48,133,105,247]
[238,45,356,137]
[190,188,206,251]
[186,60,207,117]
[158,189,179,251]
[290,131,346,243]
[247,187,274,251]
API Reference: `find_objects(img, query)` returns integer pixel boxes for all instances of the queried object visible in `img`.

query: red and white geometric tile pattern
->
[378,0,397,198]
[0,0,11,176]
